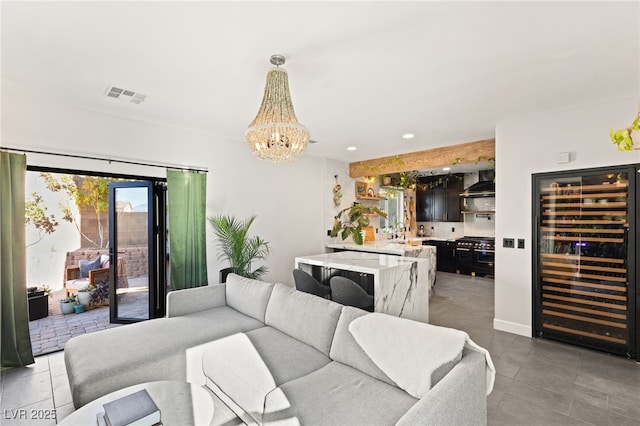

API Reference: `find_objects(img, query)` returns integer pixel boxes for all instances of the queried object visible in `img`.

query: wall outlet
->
[451,227,455,233]
[517,238,525,249]
[503,238,515,248]
[327,229,331,237]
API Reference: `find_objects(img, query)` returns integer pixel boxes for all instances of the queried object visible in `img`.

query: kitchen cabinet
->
[533,165,638,359]
[422,240,457,273]
[416,174,463,222]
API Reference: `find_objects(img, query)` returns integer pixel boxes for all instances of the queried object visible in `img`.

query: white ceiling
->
[2,1,638,164]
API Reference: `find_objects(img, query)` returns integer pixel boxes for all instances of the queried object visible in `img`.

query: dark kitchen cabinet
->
[423,240,457,273]
[416,174,463,222]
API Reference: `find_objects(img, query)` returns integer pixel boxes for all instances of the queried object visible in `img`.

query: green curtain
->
[167,170,208,290]
[0,152,34,368]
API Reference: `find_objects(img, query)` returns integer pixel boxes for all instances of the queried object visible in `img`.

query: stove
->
[456,236,495,276]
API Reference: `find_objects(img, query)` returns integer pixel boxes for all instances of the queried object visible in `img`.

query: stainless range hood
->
[460,169,495,198]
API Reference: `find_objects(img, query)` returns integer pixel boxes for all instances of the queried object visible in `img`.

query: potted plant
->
[208,214,270,282]
[60,294,77,315]
[77,284,95,308]
[380,174,392,186]
[89,282,109,307]
[74,299,85,314]
[331,202,387,245]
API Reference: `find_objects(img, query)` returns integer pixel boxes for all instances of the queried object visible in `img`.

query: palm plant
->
[208,214,270,280]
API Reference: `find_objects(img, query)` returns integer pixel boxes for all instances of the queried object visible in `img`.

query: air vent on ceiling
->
[104,85,147,104]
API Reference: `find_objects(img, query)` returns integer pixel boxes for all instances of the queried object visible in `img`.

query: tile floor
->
[2,272,639,425]
[430,272,640,426]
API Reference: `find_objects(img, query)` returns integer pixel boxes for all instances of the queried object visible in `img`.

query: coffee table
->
[59,381,214,425]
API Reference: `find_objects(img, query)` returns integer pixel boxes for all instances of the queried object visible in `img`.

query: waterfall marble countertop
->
[326,239,434,256]
[295,250,434,322]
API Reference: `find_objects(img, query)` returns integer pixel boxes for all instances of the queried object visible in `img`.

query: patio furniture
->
[64,255,129,298]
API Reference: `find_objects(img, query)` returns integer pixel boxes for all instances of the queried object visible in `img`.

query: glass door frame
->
[108,180,166,324]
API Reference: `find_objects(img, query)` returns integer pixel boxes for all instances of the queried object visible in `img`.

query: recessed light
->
[443,167,451,171]
[402,133,415,139]
[347,146,357,151]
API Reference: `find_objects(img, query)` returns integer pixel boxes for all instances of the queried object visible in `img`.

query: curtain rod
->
[0,146,208,173]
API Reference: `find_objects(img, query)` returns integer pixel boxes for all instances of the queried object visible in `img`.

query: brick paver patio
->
[28,288,123,356]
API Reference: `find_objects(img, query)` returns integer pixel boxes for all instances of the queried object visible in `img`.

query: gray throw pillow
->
[79,256,102,278]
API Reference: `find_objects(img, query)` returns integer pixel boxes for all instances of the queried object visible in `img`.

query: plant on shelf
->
[208,214,270,281]
[610,113,640,151]
[331,202,387,245]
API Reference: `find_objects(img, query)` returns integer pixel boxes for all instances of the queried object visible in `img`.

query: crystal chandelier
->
[245,55,310,162]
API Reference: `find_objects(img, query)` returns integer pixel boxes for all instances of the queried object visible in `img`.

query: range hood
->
[460,169,495,198]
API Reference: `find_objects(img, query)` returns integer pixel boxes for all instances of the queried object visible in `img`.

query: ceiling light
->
[347,146,357,151]
[402,133,415,139]
[245,55,310,163]
[443,167,451,171]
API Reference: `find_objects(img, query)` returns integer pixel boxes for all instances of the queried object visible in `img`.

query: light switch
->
[517,239,525,249]
[503,238,515,248]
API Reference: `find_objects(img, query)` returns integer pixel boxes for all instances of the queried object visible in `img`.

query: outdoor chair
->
[64,255,129,298]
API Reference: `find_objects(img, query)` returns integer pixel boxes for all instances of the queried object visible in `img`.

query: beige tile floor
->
[0,351,74,425]
[2,272,640,425]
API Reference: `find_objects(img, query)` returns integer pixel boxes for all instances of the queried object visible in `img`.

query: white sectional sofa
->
[64,274,494,425]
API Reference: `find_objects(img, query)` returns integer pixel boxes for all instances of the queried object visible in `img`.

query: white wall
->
[25,172,81,290]
[494,96,640,336]
[2,79,329,287]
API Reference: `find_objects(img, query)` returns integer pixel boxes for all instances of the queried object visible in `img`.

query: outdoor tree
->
[25,192,60,247]
[40,173,121,248]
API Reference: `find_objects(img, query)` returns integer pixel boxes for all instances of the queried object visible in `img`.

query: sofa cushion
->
[79,256,101,278]
[225,273,274,322]
[202,326,331,424]
[264,283,342,356]
[65,306,264,408]
[263,361,417,426]
[329,306,396,386]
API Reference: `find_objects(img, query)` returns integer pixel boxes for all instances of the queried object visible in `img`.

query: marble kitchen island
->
[294,251,434,323]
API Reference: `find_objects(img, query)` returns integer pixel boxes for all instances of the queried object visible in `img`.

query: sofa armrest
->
[166,284,227,317]
[396,348,488,426]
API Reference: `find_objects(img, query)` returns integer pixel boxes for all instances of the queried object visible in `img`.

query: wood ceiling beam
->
[348,138,495,177]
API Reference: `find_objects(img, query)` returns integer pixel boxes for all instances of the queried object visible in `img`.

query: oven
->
[455,237,495,277]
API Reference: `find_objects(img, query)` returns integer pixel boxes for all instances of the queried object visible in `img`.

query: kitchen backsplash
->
[418,216,494,239]
[462,213,495,237]
[418,222,465,239]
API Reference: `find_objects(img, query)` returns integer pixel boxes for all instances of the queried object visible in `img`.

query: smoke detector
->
[104,85,147,104]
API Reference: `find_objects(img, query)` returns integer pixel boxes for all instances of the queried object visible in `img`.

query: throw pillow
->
[79,256,102,278]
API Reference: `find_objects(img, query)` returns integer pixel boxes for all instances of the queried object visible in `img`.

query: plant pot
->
[60,301,75,315]
[28,292,48,321]
[77,291,92,308]
[74,304,85,314]
[219,267,233,284]
[382,177,391,186]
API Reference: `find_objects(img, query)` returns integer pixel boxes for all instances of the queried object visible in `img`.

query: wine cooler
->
[533,164,638,358]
